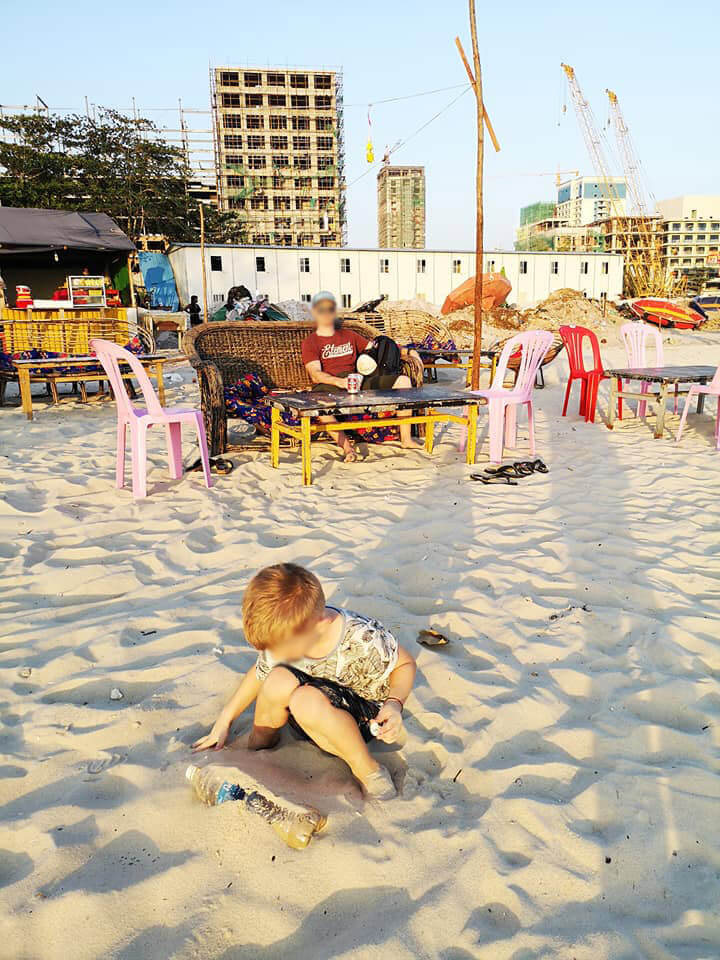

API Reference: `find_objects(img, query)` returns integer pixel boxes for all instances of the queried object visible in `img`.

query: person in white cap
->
[301,291,419,461]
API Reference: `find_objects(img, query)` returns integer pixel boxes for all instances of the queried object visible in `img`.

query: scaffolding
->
[377,164,426,249]
[0,96,218,206]
[211,64,346,247]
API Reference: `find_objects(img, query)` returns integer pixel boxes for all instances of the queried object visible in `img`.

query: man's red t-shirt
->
[302,329,369,378]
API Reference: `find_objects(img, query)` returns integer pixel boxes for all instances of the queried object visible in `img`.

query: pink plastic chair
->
[461,330,554,463]
[676,364,720,450]
[619,322,671,418]
[90,339,212,499]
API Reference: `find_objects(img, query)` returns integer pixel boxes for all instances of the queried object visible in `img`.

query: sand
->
[1,329,720,959]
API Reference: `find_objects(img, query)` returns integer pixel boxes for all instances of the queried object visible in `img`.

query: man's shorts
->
[283,665,382,743]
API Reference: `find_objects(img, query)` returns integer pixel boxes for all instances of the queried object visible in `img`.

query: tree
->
[0,109,246,244]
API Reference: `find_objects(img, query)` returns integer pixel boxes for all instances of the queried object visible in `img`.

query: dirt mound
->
[444,288,623,344]
[377,297,442,317]
[522,288,624,331]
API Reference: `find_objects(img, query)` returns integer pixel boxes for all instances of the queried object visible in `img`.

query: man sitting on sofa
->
[301,291,421,463]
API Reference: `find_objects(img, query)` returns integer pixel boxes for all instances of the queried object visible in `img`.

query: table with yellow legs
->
[268,385,482,486]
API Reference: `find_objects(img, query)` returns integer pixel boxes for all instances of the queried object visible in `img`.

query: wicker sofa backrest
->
[184,318,379,390]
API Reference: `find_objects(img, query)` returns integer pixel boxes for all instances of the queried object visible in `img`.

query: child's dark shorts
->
[282,665,382,743]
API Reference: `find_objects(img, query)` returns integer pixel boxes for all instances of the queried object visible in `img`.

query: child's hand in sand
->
[374,699,404,743]
[192,717,231,752]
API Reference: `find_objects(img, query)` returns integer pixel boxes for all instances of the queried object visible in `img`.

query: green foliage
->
[0,109,245,244]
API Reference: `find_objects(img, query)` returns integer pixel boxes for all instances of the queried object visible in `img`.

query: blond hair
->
[242,563,325,651]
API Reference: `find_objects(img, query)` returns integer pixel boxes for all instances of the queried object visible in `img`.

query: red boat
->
[629,298,705,330]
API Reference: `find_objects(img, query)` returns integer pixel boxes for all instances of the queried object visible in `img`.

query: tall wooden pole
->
[199,203,209,323]
[468,0,485,391]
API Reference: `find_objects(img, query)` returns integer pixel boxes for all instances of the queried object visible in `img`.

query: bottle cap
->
[185,764,198,781]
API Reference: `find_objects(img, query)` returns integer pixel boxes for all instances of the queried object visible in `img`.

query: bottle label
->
[216,782,244,804]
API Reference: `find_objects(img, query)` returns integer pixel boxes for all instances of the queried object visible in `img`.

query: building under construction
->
[377,164,426,249]
[211,66,346,247]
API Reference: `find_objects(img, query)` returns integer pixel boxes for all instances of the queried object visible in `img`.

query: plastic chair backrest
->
[90,338,162,417]
[621,322,664,368]
[559,325,602,375]
[492,330,555,400]
[708,364,720,392]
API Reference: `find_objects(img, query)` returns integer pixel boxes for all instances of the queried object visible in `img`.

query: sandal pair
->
[486,459,548,479]
[470,459,548,484]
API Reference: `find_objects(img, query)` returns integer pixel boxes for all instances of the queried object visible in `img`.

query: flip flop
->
[187,457,234,475]
[483,464,519,478]
[512,459,548,475]
[470,474,518,485]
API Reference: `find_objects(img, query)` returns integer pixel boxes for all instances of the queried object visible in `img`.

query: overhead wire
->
[345,85,473,191]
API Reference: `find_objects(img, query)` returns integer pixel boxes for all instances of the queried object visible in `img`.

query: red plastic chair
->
[559,325,607,424]
[90,338,212,499]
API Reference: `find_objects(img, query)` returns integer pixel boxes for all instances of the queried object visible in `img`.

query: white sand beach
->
[1,332,719,959]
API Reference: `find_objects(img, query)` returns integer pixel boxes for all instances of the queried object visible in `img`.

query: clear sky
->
[2,0,717,250]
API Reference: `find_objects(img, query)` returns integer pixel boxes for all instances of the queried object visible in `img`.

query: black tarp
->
[0,208,135,255]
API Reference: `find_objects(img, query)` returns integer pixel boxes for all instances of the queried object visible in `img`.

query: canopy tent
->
[0,208,135,255]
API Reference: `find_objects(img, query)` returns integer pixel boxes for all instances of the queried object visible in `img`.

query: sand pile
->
[377,297,442,317]
[443,289,625,345]
[521,288,624,331]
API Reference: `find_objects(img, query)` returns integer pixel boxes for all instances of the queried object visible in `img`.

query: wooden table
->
[605,365,716,438]
[419,347,497,385]
[10,354,177,420]
[267,385,483,485]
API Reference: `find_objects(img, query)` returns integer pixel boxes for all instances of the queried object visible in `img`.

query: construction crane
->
[561,63,652,296]
[606,89,679,296]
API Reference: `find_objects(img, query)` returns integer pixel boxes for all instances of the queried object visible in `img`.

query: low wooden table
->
[267,385,482,485]
[419,347,497,385]
[9,354,177,420]
[605,365,716,438]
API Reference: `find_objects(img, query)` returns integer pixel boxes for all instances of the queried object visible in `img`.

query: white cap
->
[185,764,198,781]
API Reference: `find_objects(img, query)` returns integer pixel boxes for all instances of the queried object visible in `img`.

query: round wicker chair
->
[377,309,455,347]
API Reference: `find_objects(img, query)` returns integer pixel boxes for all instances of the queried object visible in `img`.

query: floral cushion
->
[223,372,399,442]
[407,334,459,363]
[0,337,143,377]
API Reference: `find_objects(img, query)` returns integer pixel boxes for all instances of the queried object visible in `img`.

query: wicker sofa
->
[184,319,424,457]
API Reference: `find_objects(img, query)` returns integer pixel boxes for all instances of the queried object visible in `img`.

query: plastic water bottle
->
[186,764,327,850]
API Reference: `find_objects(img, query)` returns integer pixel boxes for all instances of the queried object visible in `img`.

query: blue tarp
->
[138,251,179,311]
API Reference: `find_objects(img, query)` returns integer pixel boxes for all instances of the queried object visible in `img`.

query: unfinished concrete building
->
[212,66,346,246]
[377,164,425,249]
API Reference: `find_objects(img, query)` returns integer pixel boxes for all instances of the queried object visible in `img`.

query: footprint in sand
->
[84,753,127,775]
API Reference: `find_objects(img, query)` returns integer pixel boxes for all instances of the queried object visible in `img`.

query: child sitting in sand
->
[193,563,416,800]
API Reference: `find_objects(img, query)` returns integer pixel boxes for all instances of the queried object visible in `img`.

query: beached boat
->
[690,295,720,320]
[629,298,705,330]
[441,272,512,315]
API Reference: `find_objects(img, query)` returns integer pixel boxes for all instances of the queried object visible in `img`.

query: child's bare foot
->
[358,765,397,800]
[248,725,282,751]
[341,440,357,463]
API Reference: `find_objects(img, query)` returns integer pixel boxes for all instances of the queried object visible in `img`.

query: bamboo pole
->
[455,37,500,153]
[199,203,209,323]
[127,255,136,307]
[467,0,485,391]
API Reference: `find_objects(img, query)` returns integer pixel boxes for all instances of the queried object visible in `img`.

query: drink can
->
[346,373,362,394]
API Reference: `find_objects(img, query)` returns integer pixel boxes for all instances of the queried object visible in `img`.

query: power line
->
[345,86,472,190]
[344,82,470,108]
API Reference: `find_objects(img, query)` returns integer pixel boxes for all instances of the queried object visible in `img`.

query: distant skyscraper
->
[377,164,425,248]
[212,65,346,247]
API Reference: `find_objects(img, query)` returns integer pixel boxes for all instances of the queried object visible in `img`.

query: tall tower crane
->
[561,63,650,296]
[606,89,677,296]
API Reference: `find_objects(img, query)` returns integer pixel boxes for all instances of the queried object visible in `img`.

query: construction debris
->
[443,288,625,346]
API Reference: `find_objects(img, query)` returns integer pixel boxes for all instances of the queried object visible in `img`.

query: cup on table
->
[346,373,363,394]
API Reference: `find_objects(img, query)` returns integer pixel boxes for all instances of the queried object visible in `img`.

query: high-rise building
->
[656,195,720,276]
[556,175,627,227]
[377,164,425,248]
[212,66,346,247]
